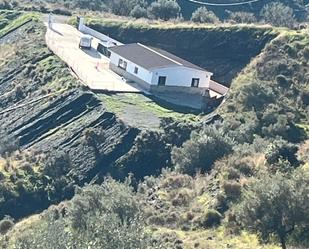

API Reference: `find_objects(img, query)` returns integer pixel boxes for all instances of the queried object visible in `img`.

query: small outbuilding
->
[108,43,213,93]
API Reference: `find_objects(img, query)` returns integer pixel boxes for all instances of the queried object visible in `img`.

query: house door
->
[158,76,166,86]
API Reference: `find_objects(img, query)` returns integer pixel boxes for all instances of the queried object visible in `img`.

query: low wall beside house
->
[78,18,123,46]
[149,85,207,95]
[109,64,226,111]
[109,64,151,92]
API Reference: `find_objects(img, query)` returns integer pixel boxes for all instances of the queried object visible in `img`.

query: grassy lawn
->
[97,93,202,129]
[0,11,39,38]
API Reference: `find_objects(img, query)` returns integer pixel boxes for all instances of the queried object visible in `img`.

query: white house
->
[108,43,213,93]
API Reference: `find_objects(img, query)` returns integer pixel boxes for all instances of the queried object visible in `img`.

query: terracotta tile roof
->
[209,80,229,96]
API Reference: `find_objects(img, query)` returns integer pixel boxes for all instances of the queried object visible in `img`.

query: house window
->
[191,78,200,87]
[118,58,127,70]
[158,76,166,86]
[134,67,139,74]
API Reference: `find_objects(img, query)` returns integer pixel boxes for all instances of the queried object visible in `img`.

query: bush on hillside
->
[276,74,290,88]
[265,139,299,172]
[191,7,219,24]
[172,123,233,175]
[0,0,14,10]
[0,132,19,157]
[15,178,154,249]
[147,0,181,20]
[228,11,256,24]
[260,2,296,28]
[303,46,309,60]
[160,117,198,147]
[235,82,275,111]
[74,0,105,11]
[112,130,171,179]
[196,209,222,228]
[130,5,148,18]
[220,112,259,144]
[0,216,14,234]
[235,169,309,249]
[222,180,242,201]
[108,0,146,16]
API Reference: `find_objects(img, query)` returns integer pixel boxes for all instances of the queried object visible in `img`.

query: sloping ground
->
[0,171,281,249]
[0,12,141,218]
[0,11,307,249]
[85,18,278,85]
[0,11,200,220]
[220,28,309,131]
[0,12,171,184]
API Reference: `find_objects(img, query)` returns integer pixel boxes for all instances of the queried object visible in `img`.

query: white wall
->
[110,52,153,83]
[78,18,123,46]
[151,67,211,88]
[110,51,211,88]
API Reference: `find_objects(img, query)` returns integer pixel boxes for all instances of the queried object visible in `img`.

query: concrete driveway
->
[45,23,141,93]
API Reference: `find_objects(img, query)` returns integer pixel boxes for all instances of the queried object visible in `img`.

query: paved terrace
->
[45,23,142,93]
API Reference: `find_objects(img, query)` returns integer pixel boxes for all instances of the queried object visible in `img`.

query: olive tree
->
[191,7,219,23]
[14,178,155,249]
[260,2,296,28]
[172,124,234,175]
[147,0,181,20]
[235,169,309,249]
[108,0,146,16]
[228,11,256,24]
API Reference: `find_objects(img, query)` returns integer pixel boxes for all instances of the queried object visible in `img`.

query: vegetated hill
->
[0,11,308,249]
[1,172,287,249]
[220,27,309,141]
[85,17,277,85]
[0,10,200,220]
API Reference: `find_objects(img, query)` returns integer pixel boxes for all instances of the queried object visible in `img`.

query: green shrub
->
[171,189,191,207]
[130,5,148,18]
[191,7,219,24]
[235,169,309,249]
[265,139,299,167]
[112,130,171,179]
[276,74,290,88]
[172,124,233,175]
[223,181,242,201]
[198,209,222,228]
[0,132,19,157]
[0,216,14,234]
[147,0,181,20]
[236,82,275,111]
[303,47,309,60]
[260,2,296,28]
[228,11,256,24]
[160,173,192,189]
[226,167,240,180]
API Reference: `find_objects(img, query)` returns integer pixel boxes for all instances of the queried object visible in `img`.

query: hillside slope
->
[0,10,215,221]
[220,28,309,142]
[0,11,308,249]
